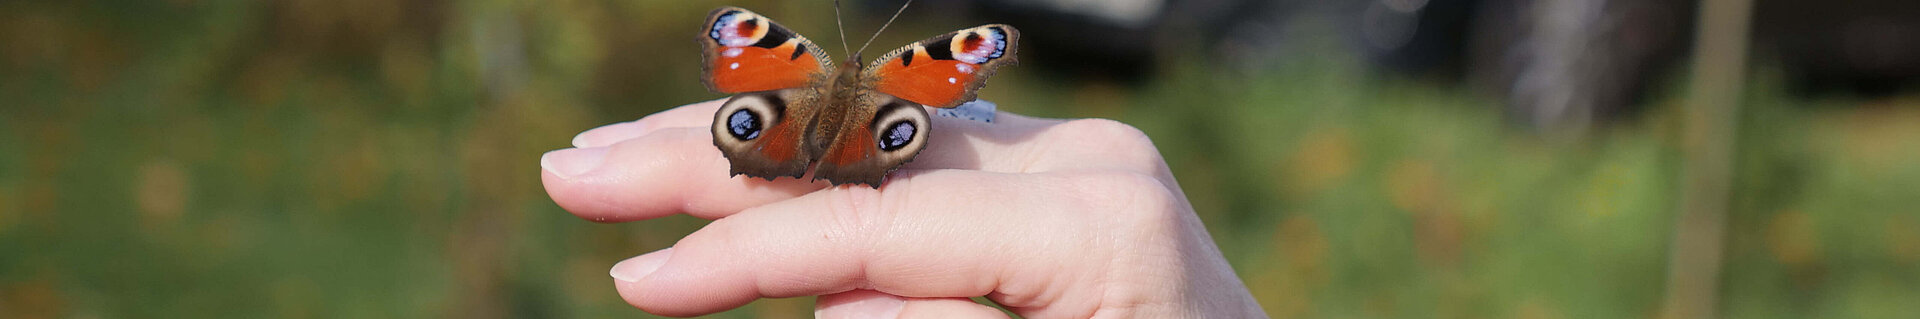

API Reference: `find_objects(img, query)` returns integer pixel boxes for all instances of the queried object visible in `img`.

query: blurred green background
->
[2,0,1917,318]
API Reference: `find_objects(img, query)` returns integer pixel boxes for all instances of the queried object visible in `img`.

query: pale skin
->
[540,99,1269,318]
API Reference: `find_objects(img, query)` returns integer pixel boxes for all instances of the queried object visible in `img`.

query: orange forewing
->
[700,7,831,93]
[871,54,978,107]
[865,25,1018,108]
[706,43,823,93]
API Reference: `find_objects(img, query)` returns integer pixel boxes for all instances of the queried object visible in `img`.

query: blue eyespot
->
[728,109,761,140]
[878,121,916,151]
[709,12,737,40]
[988,29,1007,58]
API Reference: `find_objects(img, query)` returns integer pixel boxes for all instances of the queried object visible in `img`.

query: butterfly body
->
[701,6,1018,187]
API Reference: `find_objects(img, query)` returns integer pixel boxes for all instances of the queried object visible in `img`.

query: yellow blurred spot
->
[381,34,433,109]
[236,51,300,107]
[563,255,615,305]
[1071,81,1131,118]
[1283,128,1354,194]
[1832,104,1920,172]
[1385,159,1466,265]
[135,160,191,228]
[22,186,57,222]
[0,184,15,232]
[754,297,810,319]
[1887,215,1920,264]
[1765,210,1821,266]
[3,14,63,68]
[270,277,320,319]
[1276,215,1329,275]
[1513,299,1565,319]
[68,27,129,91]
[1385,159,1442,214]
[1579,164,1628,219]
[0,278,67,319]
[1415,211,1465,267]
[1259,215,1328,319]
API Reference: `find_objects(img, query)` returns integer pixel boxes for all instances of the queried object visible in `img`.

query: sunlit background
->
[3,0,1917,317]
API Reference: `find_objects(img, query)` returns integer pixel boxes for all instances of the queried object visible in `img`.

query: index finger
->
[572,99,728,148]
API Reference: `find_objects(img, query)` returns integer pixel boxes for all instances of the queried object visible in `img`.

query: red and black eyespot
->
[925,38,955,61]
[750,24,794,49]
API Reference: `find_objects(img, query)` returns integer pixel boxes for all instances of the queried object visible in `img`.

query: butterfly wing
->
[862,25,1019,108]
[704,7,834,181]
[700,7,834,93]
[711,89,823,180]
[809,95,931,187]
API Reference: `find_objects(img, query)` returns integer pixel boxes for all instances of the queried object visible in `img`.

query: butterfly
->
[701,6,1019,187]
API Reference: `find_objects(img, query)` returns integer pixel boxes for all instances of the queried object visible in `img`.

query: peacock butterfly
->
[700,5,1019,187]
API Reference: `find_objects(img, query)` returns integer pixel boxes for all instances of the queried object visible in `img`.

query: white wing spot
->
[722,48,744,57]
[948,77,958,84]
[730,62,741,70]
[955,63,975,74]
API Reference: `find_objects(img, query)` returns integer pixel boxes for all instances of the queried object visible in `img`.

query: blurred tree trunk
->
[1663,0,1752,318]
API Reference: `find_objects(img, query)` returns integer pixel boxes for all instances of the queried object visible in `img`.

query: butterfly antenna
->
[833,0,851,56]
[854,0,914,57]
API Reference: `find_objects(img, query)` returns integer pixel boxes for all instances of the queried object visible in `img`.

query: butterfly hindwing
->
[863,25,1019,108]
[711,89,822,180]
[811,95,931,187]
[700,7,834,93]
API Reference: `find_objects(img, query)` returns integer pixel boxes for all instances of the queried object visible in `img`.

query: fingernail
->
[816,292,906,319]
[541,147,609,179]
[610,247,672,283]
[572,121,649,148]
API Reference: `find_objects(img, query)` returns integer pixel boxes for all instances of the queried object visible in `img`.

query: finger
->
[609,170,1155,317]
[542,127,828,221]
[569,121,647,148]
[571,99,726,148]
[816,290,1009,319]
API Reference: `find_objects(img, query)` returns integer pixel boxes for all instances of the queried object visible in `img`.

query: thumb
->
[816,290,1009,319]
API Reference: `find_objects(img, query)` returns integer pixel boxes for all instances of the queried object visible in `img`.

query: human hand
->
[540,100,1268,318]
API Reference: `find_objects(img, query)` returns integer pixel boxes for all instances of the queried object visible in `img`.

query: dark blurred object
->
[1191,0,1918,130]
[1464,0,1696,131]
[964,0,1168,82]
[932,0,1917,130]
[1355,0,1918,130]
[1350,0,1482,79]
[1755,0,1920,97]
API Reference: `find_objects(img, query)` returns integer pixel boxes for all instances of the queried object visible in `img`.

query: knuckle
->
[1059,118,1156,151]
[1069,171,1176,218]
[1049,119,1164,172]
[816,185,894,242]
